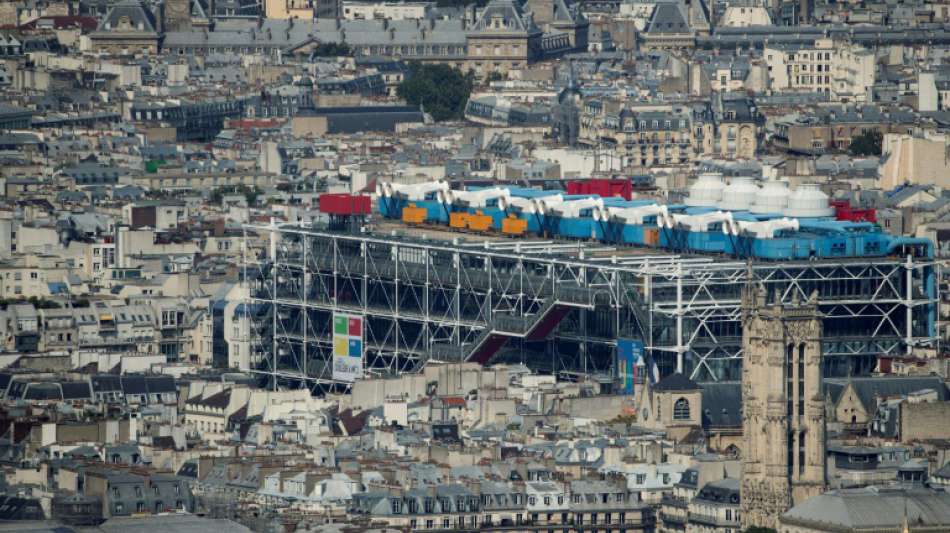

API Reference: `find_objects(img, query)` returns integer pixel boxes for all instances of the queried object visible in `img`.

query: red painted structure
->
[831,200,876,223]
[319,194,371,215]
[566,178,633,200]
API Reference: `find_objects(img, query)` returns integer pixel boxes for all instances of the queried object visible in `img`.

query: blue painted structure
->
[379,186,934,262]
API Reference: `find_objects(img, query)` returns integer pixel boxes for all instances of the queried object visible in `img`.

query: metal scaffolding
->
[243,223,938,389]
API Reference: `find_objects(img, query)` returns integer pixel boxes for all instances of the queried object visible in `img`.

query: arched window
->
[673,397,690,421]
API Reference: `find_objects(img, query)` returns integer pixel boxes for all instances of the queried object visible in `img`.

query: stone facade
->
[465,0,542,77]
[900,401,950,441]
[88,0,160,55]
[740,284,826,530]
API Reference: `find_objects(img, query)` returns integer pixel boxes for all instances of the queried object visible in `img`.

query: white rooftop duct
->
[386,180,450,201]
[665,211,734,232]
[533,194,565,216]
[593,204,669,225]
[499,196,539,214]
[547,197,605,218]
[723,217,800,238]
[444,187,510,208]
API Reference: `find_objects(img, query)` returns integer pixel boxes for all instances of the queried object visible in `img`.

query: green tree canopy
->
[310,42,352,57]
[743,527,778,533]
[397,62,474,122]
[849,129,883,156]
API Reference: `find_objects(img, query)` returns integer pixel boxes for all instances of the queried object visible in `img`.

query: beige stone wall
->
[291,115,328,138]
[0,3,16,26]
[264,0,313,19]
[880,133,950,190]
[466,35,532,76]
[901,401,950,441]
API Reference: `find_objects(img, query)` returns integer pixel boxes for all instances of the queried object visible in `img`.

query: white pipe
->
[596,204,669,225]
[667,211,734,232]
[448,187,510,208]
[533,194,565,215]
[387,180,450,201]
[548,197,605,218]
[499,196,538,214]
[724,217,799,238]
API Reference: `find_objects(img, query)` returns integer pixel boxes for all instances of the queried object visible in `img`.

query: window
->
[673,398,690,420]
[543,496,550,506]
[529,496,536,506]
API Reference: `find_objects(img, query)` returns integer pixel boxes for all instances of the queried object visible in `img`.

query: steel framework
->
[243,223,938,389]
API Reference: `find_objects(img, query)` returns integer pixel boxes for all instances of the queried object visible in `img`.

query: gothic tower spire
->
[740,283,826,530]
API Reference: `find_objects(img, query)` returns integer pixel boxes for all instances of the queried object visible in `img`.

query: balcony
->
[687,511,739,528]
[659,511,686,528]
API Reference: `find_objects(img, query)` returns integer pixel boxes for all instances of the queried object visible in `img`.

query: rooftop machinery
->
[376,176,933,261]
[242,176,938,392]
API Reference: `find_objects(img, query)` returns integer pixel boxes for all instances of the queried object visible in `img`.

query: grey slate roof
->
[825,375,949,412]
[782,487,950,529]
[97,0,158,33]
[472,0,541,34]
[700,381,741,428]
[646,2,690,34]
[653,372,700,391]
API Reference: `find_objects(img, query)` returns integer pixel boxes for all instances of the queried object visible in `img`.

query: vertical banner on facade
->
[332,313,363,382]
[617,339,644,395]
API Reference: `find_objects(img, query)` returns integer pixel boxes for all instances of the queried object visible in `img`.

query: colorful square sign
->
[332,313,363,382]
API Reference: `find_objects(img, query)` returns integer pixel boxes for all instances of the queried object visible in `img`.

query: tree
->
[397,62,474,122]
[849,129,883,156]
[310,42,351,57]
[743,527,778,533]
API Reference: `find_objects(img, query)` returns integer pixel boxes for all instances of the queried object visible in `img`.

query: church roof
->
[824,375,948,411]
[97,0,158,33]
[653,373,700,392]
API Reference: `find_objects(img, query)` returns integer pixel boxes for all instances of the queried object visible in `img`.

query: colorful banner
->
[617,339,644,395]
[332,313,363,382]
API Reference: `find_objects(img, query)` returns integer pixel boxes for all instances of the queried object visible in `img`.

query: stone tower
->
[740,283,826,530]
[164,0,192,32]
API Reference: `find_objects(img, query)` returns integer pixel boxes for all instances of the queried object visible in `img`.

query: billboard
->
[617,339,644,395]
[332,313,363,382]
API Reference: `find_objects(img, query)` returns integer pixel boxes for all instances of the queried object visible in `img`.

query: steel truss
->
[244,223,938,387]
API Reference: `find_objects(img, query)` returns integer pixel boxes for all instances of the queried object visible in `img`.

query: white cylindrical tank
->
[718,176,760,211]
[784,183,835,218]
[750,178,790,214]
[685,173,725,207]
